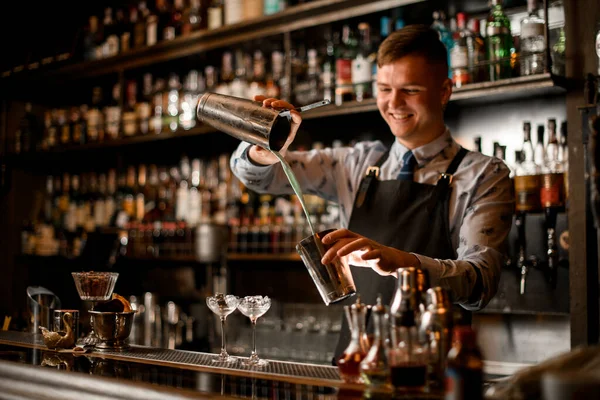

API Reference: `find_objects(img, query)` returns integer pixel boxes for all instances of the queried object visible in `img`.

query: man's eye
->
[378,87,391,92]
[403,89,420,94]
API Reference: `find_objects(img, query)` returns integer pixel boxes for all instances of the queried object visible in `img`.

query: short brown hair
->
[377,24,448,77]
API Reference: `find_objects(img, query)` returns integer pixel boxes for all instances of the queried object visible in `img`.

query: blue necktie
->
[397,151,417,181]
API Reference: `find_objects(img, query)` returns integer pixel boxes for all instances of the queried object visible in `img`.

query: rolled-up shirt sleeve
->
[413,157,515,310]
[230,142,342,202]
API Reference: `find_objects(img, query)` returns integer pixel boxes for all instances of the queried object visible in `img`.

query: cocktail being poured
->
[197,94,356,305]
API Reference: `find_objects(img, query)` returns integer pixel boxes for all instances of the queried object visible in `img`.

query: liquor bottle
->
[207,0,224,30]
[138,73,153,135]
[151,77,166,134]
[179,70,200,130]
[451,13,471,88]
[335,25,358,106]
[87,87,104,142]
[243,0,263,21]
[171,0,185,37]
[468,18,487,82]
[534,124,546,166]
[187,159,202,227]
[166,73,181,132]
[216,52,234,95]
[146,5,159,46]
[115,8,130,53]
[247,50,267,100]
[84,16,100,61]
[551,25,566,76]
[183,0,206,34]
[431,11,454,79]
[514,122,541,213]
[123,80,138,137]
[352,22,373,102]
[132,4,147,49]
[541,119,565,208]
[520,0,546,76]
[266,50,283,98]
[486,0,513,81]
[70,106,84,146]
[58,109,70,146]
[224,0,243,25]
[389,300,427,393]
[444,326,484,400]
[359,296,392,392]
[321,28,337,102]
[156,0,175,41]
[103,8,119,57]
[105,83,122,140]
[229,50,248,98]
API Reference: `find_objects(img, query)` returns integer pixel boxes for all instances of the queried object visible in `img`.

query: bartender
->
[230,25,514,357]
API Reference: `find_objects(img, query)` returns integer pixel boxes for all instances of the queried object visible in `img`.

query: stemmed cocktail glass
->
[71,272,119,346]
[238,295,271,367]
[207,293,241,364]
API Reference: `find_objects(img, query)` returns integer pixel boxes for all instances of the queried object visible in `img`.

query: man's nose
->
[389,90,406,109]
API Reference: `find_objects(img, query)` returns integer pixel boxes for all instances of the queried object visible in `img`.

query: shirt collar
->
[391,128,455,166]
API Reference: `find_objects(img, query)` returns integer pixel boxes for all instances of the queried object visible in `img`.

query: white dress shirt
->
[230,128,515,310]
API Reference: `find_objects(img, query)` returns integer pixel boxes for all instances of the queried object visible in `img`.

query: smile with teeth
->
[390,113,413,120]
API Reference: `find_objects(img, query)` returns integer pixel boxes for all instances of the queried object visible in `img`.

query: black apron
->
[333,146,470,360]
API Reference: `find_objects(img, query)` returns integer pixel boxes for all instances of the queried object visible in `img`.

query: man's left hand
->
[320,229,421,277]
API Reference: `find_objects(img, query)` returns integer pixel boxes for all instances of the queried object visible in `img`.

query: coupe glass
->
[206,293,241,364]
[71,272,119,346]
[237,295,271,367]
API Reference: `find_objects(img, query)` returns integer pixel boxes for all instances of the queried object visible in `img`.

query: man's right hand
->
[248,95,302,165]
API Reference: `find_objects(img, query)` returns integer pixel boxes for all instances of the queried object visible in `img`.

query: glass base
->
[211,353,238,364]
[243,355,269,368]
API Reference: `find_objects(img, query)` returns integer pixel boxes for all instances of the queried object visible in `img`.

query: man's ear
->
[441,77,453,106]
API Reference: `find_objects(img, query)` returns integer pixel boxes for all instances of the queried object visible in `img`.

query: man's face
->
[376,55,452,148]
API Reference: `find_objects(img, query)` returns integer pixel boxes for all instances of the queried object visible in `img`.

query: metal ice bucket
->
[26,286,61,334]
[196,92,292,151]
[89,310,135,351]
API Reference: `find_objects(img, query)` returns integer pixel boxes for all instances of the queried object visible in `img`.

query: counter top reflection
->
[0,331,442,399]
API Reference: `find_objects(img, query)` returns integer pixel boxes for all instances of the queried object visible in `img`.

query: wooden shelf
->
[4,74,568,161]
[303,73,567,119]
[17,253,302,265]
[0,0,420,87]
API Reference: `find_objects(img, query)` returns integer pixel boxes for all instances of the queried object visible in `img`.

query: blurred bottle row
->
[21,149,340,258]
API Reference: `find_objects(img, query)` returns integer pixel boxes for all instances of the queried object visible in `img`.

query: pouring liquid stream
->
[270,150,316,236]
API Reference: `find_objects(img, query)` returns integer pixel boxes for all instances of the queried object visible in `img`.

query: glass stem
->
[220,316,226,354]
[251,318,257,357]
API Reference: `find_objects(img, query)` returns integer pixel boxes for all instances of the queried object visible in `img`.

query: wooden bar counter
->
[0,330,445,399]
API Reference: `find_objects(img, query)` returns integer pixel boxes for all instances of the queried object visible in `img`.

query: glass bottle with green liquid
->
[486,0,513,81]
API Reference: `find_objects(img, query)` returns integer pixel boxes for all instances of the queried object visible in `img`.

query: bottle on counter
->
[444,326,484,400]
[359,295,393,392]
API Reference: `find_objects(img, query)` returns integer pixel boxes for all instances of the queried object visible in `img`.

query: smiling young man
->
[229,25,514,358]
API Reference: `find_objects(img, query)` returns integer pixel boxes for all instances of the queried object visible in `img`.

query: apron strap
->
[427,147,470,214]
[354,148,391,209]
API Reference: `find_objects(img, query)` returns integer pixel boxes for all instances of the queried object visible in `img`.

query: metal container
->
[419,287,454,389]
[296,229,356,306]
[195,223,228,263]
[53,309,79,341]
[26,286,61,334]
[196,92,291,151]
[89,311,135,351]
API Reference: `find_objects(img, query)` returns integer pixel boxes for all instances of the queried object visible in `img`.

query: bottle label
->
[208,8,223,29]
[123,111,137,136]
[351,56,372,85]
[540,173,565,207]
[147,22,158,46]
[451,46,469,69]
[336,59,353,86]
[514,175,541,212]
[225,0,243,25]
[521,22,545,39]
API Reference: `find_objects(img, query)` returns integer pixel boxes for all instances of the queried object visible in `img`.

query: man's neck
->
[397,125,447,150]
